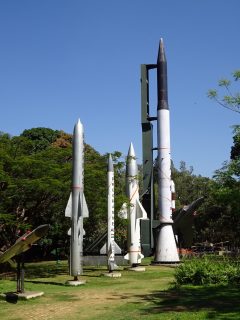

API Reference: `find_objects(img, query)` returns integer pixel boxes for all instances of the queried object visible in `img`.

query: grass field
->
[0,259,240,320]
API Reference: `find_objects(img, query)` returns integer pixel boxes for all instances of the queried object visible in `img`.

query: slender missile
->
[107,154,115,271]
[154,39,179,263]
[0,225,49,265]
[119,143,147,267]
[100,154,121,271]
[65,119,89,280]
[106,154,121,271]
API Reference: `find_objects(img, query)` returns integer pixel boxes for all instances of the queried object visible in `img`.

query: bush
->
[174,256,240,285]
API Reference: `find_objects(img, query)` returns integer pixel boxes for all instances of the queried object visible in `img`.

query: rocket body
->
[157,108,172,224]
[107,154,116,271]
[65,119,89,278]
[121,143,147,266]
[100,155,121,267]
[154,39,179,263]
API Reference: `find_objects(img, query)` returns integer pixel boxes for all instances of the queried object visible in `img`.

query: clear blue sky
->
[0,0,239,177]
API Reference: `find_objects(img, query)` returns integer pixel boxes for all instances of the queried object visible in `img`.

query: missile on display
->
[154,39,179,263]
[100,154,121,272]
[106,154,116,271]
[119,143,148,267]
[0,224,49,265]
[173,197,205,248]
[65,119,89,281]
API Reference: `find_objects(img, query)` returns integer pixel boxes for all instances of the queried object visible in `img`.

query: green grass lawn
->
[0,259,240,320]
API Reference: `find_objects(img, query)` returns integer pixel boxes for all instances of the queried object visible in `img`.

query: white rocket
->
[65,119,89,280]
[154,39,179,263]
[100,154,121,271]
[119,143,148,266]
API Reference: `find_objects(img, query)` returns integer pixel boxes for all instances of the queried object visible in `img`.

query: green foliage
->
[0,128,128,256]
[175,256,240,285]
[231,125,240,160]
[172,161,210,207]
[208,70,240,113]
[20,127,61,153]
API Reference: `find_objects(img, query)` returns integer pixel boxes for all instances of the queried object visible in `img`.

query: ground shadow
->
[24,279,66,286]
[3,292,19,304]
[24,263,68,279]
[134,284,240,319]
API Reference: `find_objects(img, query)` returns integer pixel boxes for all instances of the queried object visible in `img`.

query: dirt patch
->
[7,289,132,320]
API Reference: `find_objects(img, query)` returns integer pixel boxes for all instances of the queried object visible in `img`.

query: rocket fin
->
[78,193,89,218]
[65,193,72,217]
[113,240,122,254]
[82,193,89,218]
[100,241,121,255]
[67,228,71,236]
[138,252,144,262]
[124,253,129,261]
[100,243,107,255]
[118,203,128,219]
[136,198,148,219]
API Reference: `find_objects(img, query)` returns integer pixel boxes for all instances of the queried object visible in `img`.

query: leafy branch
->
[208,70,240,114]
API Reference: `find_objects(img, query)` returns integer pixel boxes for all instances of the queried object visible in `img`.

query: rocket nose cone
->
[126,142,137,177]
[74,118,83,135]
[108,154,114,172]
[127,142,136,157]
[76,118,82,129]
[157,38,166,63]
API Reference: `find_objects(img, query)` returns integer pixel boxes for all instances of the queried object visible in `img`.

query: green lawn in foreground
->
[0,259,240,320]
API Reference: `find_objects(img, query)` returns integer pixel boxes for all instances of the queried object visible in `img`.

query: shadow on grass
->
[24,279,66,286]
[24,263,68,279]
[136,284,240,319]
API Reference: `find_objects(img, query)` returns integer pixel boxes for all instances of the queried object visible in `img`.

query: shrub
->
[174,256,240,285]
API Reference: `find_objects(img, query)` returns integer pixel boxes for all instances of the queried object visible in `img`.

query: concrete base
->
[125,266,146,272]
[65,280,86,286]
[0,291,44,301]
[101,272,122,278]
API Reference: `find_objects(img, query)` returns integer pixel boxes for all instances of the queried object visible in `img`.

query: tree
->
[172,161,210,208]
[0,129,128,257]
[231,125,240,160]
[208,70,240,113]
[197,126,240,248]
[20,127,61,153]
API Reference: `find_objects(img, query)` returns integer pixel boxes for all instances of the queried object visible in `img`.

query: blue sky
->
[0,0,239,177]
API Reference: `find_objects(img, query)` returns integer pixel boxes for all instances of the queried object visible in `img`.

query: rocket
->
[0,225,49,265]
[100,154,121,271]
[154,38,179,263]
[65,119,89,280]
[119,143,147,267]
[107,154,116,271]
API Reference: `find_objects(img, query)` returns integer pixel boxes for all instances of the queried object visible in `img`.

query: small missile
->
[119,143,147,267]
[65,119,89,280]
[106,154,121,271]
[154,39,179,263]
[100,154,121,272]
[107,154,115,271]
[0,225,49,265]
